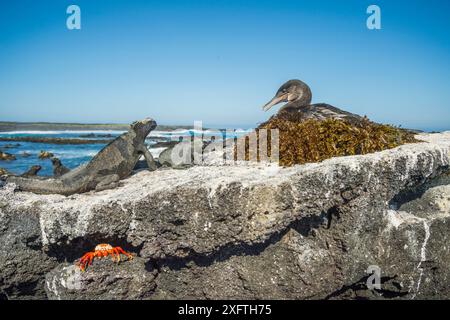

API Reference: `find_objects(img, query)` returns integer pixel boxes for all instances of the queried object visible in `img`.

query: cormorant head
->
[262,79,312,111]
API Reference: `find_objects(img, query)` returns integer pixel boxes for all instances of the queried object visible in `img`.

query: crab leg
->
[79,254,89,270]
[87,253,94,268]
[108,248,117,262]
[108,249,115,262]
[116,247,133,260]
[79,253,93,271]
[112,248,121,262]
[78,260,85,271]
[79,259,87,271]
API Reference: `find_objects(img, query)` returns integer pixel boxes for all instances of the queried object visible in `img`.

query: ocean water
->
[0,129,252,176]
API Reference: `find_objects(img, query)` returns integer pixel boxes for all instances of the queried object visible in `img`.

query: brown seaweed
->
[236,117,418,166]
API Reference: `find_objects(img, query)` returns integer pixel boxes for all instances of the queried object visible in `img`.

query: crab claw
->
[78,252,95,272]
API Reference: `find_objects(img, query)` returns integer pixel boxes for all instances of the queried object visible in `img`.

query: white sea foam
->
[46,147,165,159]
[149,128,253,139]
[56,151,98,159]
[148,131,177,138]
[1,128,254,136]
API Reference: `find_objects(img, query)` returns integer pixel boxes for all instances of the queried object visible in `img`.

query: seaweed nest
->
[237,116,419,167]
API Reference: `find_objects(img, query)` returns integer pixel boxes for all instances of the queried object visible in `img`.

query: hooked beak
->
[262,93,288,111]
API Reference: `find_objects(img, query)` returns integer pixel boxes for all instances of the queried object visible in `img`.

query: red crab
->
[77,243,134,271]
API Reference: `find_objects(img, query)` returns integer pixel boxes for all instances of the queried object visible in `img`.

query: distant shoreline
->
[0,121,194,132]
[0,136,111,145]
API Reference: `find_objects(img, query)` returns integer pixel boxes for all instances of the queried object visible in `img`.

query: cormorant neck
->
[279,100,310,112]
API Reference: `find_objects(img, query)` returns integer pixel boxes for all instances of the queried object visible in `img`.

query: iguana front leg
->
[139,145,157,171]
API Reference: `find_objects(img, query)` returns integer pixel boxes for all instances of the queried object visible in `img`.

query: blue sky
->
[0,0,449,130]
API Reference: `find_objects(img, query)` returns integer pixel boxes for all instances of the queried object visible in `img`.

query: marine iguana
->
[51,157,70,177]
[21,165,42,177]
[5,118,158,195]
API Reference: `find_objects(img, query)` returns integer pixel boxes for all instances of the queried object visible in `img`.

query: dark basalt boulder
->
[0,167,10,176]
[1,143,21,149]
[38,151,54,159]
[0,152,16,161]
[79,133,113,138]
[157,139,210,169]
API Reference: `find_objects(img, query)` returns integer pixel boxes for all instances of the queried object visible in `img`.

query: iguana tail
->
[6,176,78,196]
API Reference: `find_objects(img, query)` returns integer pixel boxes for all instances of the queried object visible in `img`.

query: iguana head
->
[131,118,157,139]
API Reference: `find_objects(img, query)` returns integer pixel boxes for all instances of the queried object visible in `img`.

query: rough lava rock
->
[0,132,449,299]
[45,257,157,300]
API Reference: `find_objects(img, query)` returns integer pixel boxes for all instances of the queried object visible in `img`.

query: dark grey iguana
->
[21,165,42,177]
[5,118,158,196]
[51,157,70,177]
